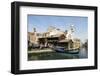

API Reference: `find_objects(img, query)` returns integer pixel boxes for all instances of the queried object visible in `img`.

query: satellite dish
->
[70,25,75,32]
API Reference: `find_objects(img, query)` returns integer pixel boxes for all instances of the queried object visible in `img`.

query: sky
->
[28,15,88,42]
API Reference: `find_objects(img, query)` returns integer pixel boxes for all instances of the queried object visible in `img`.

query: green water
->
[28,48,88,61]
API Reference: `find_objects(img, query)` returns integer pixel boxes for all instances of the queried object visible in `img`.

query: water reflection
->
[79,48,88,58]
[28,47,88,61]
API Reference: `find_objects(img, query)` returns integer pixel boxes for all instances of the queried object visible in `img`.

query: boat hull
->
[65,50,79,54]
[53,46,79,54]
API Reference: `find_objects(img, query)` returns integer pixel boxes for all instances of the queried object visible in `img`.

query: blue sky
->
[28,15,88,42]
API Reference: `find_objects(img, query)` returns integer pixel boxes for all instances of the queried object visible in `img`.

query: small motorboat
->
[52,46,65,52]
[65,49,79,54]
[53,46,79,54]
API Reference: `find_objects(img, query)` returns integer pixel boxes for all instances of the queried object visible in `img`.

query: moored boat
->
[65,49,79,54]
[52,46,65,52]
[52,46,79,54]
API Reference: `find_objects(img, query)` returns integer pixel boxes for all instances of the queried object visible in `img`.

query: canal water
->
[28,48,88,61]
